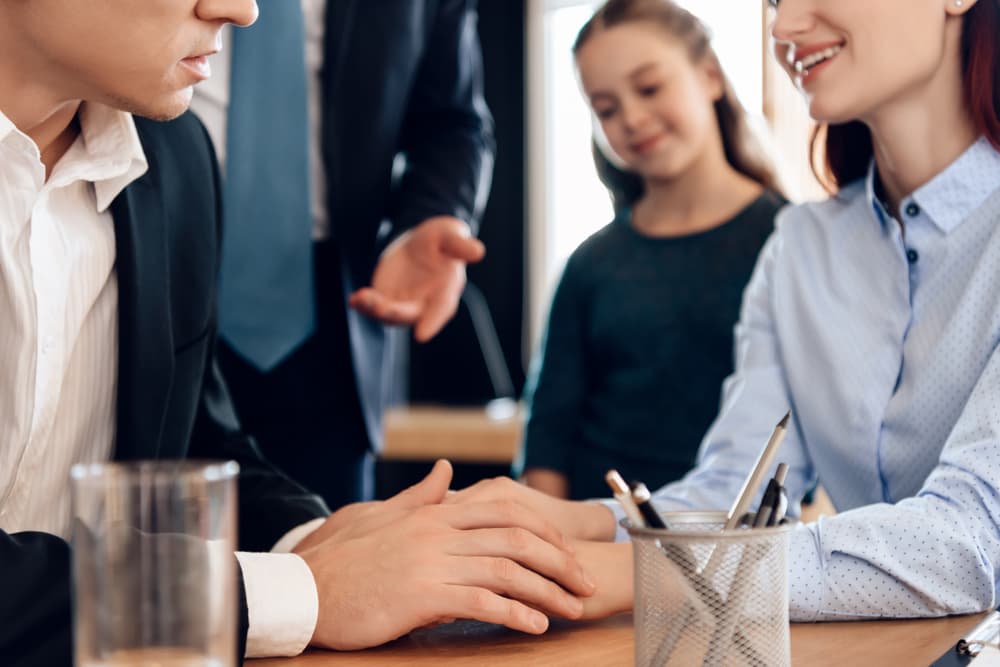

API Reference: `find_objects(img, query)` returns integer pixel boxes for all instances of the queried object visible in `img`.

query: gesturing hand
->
[297,461,597,650]
[348,216,485,341]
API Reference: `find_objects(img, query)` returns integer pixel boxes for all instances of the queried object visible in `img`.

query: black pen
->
[752,462,789,528]
[768,463,789,527]
[630,481,667,529]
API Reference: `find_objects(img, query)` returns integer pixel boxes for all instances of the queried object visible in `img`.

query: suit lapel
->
[322,0,358,95]
[110,173,175,461]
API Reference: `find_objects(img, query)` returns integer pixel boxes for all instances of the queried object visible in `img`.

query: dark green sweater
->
[520,191,786,499]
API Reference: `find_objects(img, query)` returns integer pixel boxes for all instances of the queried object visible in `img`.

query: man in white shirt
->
[0,1,592,664]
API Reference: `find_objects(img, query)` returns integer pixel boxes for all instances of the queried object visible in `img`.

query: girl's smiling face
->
[576,22,724,183]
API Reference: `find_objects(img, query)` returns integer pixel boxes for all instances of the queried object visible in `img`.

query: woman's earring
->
[955,0,963,6]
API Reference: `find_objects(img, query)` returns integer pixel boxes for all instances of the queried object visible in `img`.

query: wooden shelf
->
[380,403,524,464]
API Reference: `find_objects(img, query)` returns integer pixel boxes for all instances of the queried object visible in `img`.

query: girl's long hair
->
[812,0,1000,191]
[575,0,781,211]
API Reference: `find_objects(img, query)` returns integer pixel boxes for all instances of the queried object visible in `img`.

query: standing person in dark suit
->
[0,1,590,664]
[191,0,496,508]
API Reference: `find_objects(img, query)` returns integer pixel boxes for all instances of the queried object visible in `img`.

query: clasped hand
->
[295,460,597,650]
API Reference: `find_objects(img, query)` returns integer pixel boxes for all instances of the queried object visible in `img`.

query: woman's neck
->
[864,20,976,215]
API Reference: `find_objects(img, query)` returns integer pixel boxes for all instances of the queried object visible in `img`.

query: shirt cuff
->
[787,521,827,622]
[599,499,631,543]
[272,517,326,553]
[235,551,318,658]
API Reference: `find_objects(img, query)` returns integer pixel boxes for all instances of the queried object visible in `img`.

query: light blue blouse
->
[640,137,1000,621]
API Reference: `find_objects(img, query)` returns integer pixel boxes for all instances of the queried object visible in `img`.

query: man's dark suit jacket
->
[0,113,329,667]
[321,0,495,450]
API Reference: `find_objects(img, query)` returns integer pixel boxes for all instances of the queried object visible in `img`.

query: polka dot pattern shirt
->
[642,137,1000,621]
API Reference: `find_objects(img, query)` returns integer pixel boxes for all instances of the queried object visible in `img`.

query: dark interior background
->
[408,0,528,405]
[378,1,529,497]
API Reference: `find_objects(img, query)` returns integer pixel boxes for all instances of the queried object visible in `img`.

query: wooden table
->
[251,612,984,666]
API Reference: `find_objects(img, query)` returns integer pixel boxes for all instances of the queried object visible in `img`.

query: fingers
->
[383,459,453,511]
[450,527,596,599]
[440,499,569,554]
[440,232,486,264]
[348,287,422,325]
[447,554,584,620]
[438,584,550,635]
[413,286,461,342]
[443,476,514,505]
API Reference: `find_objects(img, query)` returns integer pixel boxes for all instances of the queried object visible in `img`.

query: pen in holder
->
[626,511,792,667]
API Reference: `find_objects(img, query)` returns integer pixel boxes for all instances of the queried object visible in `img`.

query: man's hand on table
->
[294,460,597,650]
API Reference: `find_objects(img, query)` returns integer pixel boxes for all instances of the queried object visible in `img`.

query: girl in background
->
[520,0,786,500]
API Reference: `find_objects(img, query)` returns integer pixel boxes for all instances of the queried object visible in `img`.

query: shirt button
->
[907,248,919,264]
[905,202,920,217]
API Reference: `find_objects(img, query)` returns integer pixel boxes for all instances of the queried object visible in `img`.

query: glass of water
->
[70,461,239,667]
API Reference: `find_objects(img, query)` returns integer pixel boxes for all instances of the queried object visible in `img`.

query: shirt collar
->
[0,103,148,213]
[866,136,1000,234]
[864,162,891,230]
[66,103,149,212]
[0,111,15,144]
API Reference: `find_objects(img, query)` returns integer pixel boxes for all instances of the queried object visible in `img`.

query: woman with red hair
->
[449,0,1000,622]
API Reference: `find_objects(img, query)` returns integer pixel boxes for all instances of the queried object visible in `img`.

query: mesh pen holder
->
[626,510,791,667]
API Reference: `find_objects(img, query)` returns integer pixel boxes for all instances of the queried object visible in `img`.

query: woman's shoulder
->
[774,180,869,232]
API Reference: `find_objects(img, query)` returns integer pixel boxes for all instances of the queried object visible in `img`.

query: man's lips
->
[180,54,213,80]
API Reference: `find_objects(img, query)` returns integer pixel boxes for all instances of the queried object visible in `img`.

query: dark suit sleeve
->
[0,532,72,666]
[187,355,330,554]
[0,528,255,667]
[178,116,329,660]
[389,0,495,237]
[185,117,330,555]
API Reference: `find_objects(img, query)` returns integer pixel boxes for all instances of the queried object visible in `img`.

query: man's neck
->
[36,106,82,177]
[0,94,82,178]
[0,30,83,176]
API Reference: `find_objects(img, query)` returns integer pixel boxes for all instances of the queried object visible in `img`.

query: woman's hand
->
[445,475,618,542]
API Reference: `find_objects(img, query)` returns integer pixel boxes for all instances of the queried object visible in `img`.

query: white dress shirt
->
[0,103,141,536]
[190,0,330,239]
[0,103,320,657]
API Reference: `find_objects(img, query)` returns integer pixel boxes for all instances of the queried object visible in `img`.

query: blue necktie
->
[219,0,314,371]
